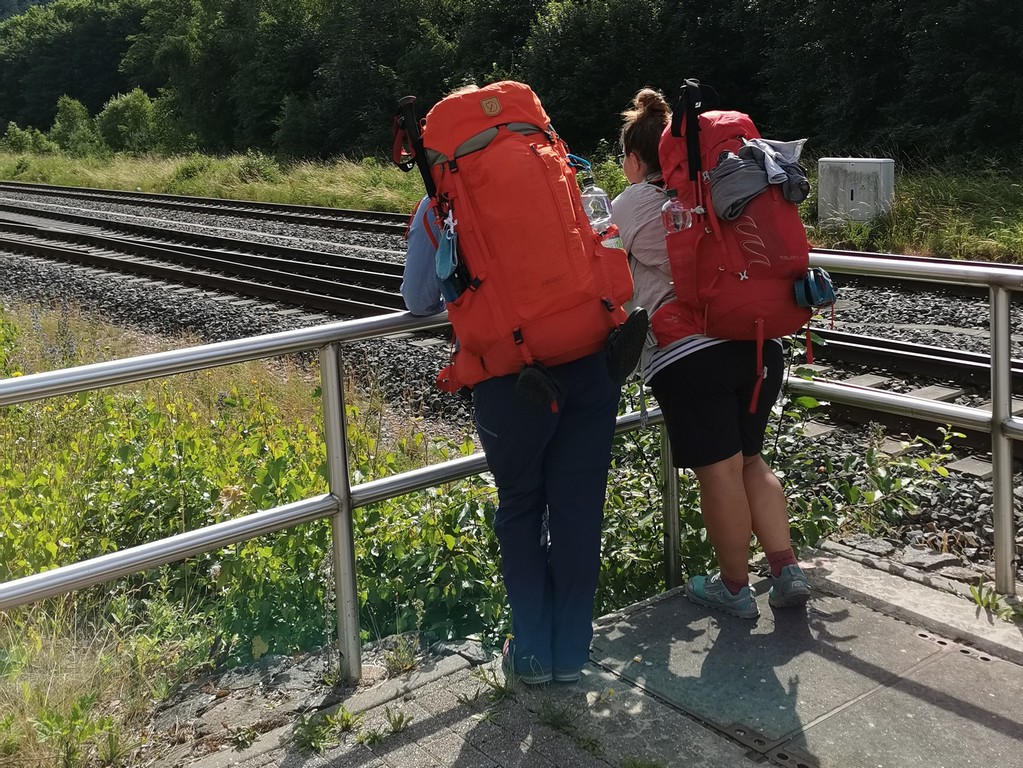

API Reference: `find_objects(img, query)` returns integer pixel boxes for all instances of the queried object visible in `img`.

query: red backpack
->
[396,81,633,393]
[651,81,812,350]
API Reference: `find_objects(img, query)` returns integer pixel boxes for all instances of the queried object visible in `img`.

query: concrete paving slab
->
[775,642,1023,768]
[590,590,943,750]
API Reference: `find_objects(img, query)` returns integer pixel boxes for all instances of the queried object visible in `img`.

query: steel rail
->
[0,201,407,273]
[0,181,410,232]
[0,232,402,316]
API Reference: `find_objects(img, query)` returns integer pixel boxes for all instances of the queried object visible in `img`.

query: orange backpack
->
[408,81,633,391]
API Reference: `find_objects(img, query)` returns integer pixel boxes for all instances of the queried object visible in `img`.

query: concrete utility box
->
[818,157,895,223]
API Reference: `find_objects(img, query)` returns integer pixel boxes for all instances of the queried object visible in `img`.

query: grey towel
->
[708,152,768,220]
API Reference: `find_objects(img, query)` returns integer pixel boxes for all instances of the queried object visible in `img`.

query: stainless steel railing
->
[1,252,1020,682]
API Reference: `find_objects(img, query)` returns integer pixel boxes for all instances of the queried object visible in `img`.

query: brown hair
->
[620,88,671,173]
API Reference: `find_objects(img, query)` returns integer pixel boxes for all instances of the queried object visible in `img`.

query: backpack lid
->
[422,81,552,159]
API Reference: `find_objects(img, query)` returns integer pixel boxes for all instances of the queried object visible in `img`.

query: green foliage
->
[30,693,114,768]
[969,581,1023,624]
[1,0,1022,161]
[770,398,958,548]
[48,95,105,156]
[0,0,145,130]
[95,88,156,153]
[1,120,57,154]
[383,705,412,733]
[292,711,338,754]
[0,307,19,377]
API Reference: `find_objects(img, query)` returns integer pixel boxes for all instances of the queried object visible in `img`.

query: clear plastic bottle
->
[660,188,692,233]
[600,223,624,250]
[580,174,613,234]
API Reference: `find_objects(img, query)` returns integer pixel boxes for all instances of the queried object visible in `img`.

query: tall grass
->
[2,150,1020,261]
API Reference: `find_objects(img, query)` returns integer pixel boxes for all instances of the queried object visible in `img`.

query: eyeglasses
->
[616,150,627,164]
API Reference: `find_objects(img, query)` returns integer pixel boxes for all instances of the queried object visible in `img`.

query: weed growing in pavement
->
[383,705,413,734]
[969,580,1023,624]
[469,665,516,702]
[622,758,668,768]
[354,726,384,746]
[292,712,337,754]
[535,688,614,756]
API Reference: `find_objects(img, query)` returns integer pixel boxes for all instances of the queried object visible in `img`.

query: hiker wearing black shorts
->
[611,88,810,619]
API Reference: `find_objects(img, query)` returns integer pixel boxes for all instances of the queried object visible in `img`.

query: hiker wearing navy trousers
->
[402,196,622,684]
[612,88,810,620]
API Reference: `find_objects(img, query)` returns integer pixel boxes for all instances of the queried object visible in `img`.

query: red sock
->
[767,548,798,577]
[721,574,748,595]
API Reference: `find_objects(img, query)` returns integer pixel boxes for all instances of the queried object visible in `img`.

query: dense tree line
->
[0,0,1019,163]
[0,0,50,22]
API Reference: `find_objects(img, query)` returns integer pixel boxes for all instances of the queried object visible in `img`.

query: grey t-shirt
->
[611,181,674,314]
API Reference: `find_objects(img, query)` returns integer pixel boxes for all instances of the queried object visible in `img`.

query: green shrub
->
[96,89,157,154]
[1,122,57,154]
[49,96,106,157]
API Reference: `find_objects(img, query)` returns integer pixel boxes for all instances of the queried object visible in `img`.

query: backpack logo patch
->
[734,215,769,266]
[480,96,502,117]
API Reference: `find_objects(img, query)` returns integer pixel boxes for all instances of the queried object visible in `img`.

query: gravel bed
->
[1,195,1020,587]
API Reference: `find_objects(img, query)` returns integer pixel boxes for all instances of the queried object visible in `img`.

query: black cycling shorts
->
[649,340,784,469]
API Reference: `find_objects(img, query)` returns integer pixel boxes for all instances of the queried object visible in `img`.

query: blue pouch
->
[435,223,463,302]
[795,267,836,308]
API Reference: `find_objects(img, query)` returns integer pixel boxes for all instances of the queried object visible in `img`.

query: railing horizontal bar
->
[787,377,992,432]
[0,311,449,406]
[0,495,337,612]
[810,252,1023,290]
[1003,415,1023,441]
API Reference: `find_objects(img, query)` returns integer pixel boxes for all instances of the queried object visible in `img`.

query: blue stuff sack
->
[795,267,836,308]
[435,226,461,302]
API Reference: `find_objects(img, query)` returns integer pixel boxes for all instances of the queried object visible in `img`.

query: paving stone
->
[947,457,994,479]
[905,384,965,401]
[898,548,963,571]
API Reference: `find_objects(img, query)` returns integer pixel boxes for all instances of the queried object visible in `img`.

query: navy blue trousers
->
[472,351,619,674]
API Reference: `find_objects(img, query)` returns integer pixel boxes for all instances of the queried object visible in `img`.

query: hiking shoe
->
[685,573,760,619]
[552,667,582,683]
[607,307,649,386]
[501,641,552,686]
[768,564,810,608]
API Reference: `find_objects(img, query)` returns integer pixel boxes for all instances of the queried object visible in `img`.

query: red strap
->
[749,318,764,414]
[392,115,412,167]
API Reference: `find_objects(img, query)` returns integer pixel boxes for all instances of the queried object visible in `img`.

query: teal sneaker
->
[685,573,760,619]
[768,564,810,608]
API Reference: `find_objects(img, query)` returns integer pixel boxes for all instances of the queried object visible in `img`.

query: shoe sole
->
[769,586,810,608]
[501,658,553,686]
[685,583,760,619]
[553,670,581,683]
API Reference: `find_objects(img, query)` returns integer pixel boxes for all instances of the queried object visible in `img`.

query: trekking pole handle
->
[396,96,437,199]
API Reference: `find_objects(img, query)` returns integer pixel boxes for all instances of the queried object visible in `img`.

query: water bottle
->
[661,189,692,233]
[600,223,625,251]
[580,174,613,234]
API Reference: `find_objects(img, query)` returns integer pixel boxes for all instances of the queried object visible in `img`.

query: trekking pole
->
[394,96,437,199]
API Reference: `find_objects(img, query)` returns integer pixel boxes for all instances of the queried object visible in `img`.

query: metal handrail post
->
[661,428,681,588]
[989,286,1017,595]
[319,342,362,681]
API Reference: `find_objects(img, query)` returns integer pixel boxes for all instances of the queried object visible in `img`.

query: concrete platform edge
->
[805,542,1023,665]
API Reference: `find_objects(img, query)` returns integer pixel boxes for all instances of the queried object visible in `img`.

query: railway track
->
[2,183,1021,400]
[0,180,409,234]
